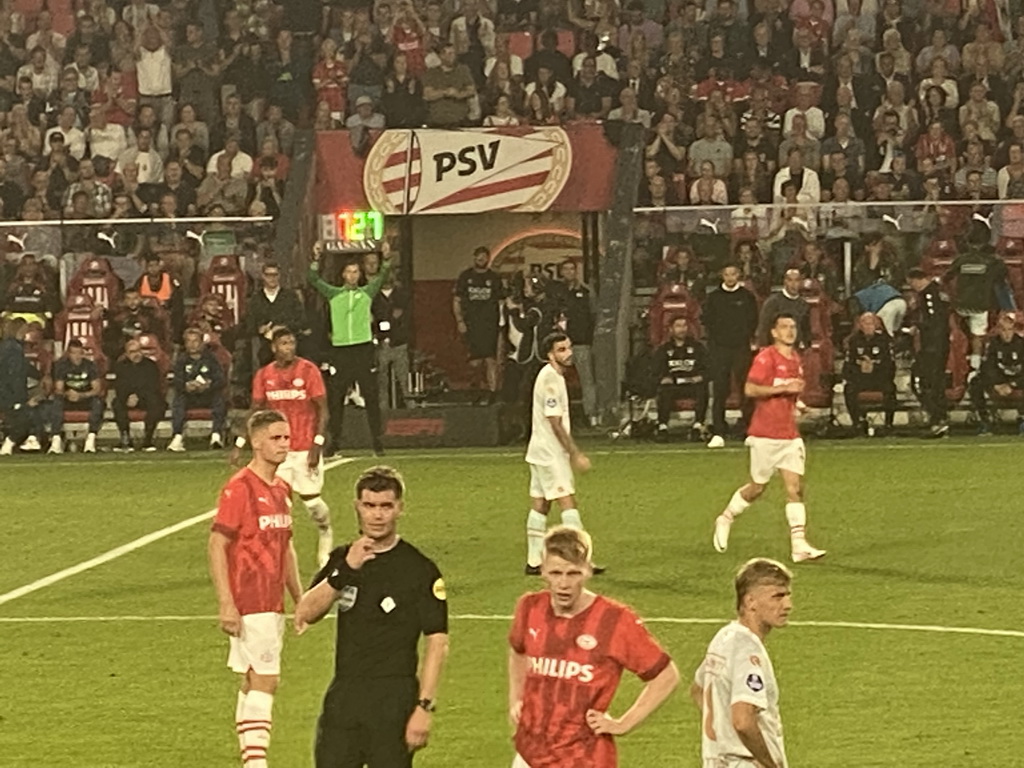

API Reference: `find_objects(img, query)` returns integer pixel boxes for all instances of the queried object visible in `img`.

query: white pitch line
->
[0,613,1022,639]
[0,457,356,608]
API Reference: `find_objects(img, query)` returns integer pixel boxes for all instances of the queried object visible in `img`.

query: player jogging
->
[245,327,334,567]
[712,314,826,563]
[508,526,679,768]
[524,332,602,575]
[691,558,794,768]
[209,410,302,768]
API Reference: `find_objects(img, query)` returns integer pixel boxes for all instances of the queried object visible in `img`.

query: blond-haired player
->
[691,558,793,768]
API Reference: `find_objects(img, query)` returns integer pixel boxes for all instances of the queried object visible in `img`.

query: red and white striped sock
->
[237,690,273,767]
[786,502,807,546]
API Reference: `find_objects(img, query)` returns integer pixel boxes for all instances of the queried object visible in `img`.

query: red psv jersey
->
[747,345,803,440]
[509,592,671,768]
[211,468,294,615]
[252,358,326,452]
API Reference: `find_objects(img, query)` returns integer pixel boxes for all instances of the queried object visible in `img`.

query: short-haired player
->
[245,327,334,567]
[209,410,302,768]
[712,314,826,562]
[691,558,794,768]
[524,333,603,575]
[508,526,680,768]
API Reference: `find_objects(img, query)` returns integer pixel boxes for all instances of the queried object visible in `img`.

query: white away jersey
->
[695,621,787,767]
[525,364,570,466]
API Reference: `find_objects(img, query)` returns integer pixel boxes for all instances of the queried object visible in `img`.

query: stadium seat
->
[55,293,103,350]
[506,31,534,60]
[188,294,237,332]
[22,326,53,378]
[199,255,247,326]
[138,297,173,351]
[555,29,575,58]
[648,284,703,347]
[800,340,834,408]
[920,238,958,276]
[68,257,121,311]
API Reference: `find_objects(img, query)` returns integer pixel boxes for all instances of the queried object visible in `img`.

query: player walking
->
[712,314,826,563]
[209,410,302,768]
[691,558,794,768]
[246,327,334,567]
[524,333,601,575]
[508,526,679,768]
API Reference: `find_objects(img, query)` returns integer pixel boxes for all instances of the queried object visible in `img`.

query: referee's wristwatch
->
[417,698,436,713]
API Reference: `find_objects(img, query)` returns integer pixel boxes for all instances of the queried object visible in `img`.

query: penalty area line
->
[0,612,1022,639]
[0,457,356,608]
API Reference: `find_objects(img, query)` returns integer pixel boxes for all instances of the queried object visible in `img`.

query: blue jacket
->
[854,282,901,314]
[173,349,224,392]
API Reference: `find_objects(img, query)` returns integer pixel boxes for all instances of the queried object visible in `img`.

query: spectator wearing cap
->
[47,338,104,455]
[423,43,477,127]
[168,327,227,452]
[111,336,164,452]
[346,95,386,129]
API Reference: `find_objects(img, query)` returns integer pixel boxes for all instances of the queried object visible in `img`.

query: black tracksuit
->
[843,330,896,427]
[652,335,710,426]
[913,281,951,423]
[970,333,1024,422]
[702,284,758,435]
[112,356,165,443]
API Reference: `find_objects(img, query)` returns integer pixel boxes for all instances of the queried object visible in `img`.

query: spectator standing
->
[168,327,227,452]
[173,22,220,125]
[453,246,504,399]
[373,270,411,410]
[653,316,710,440]
[554,260,597,425]
[246,261,307,368]
[423,43,477,127]
[758,269,812,347]
[908,267,951,438]
[312,38,349,123]
[843,311,896,435]
[135,25,174,130]
[704,263,759,447]
[308,241,392,456]
[383,52,426,128]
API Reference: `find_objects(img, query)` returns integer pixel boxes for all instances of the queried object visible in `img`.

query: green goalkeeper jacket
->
[308,260,391,347]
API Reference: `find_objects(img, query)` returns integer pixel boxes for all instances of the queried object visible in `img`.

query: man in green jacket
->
[309,241,392,455]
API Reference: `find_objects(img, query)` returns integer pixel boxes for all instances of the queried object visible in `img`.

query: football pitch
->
[2,438,1023,768]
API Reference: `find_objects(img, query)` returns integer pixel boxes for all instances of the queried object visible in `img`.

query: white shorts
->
[529,460,575,501]
[512,755,531,768]
[227,612,286,676]
[276,450,324,496]
[956,308,989,336]
[746,436,805,485]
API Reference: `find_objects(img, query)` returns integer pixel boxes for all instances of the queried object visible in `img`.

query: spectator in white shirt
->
[44,106,87,159]
[484,33,524,79]
[773,147,821,204]
[345,95,386,129]
[17,47,59,97]
[69,45,100,93]
[85,106,128,163]
[123,0,159,31]
[26,11,66,66]
[607,86,652,128]
[572,31,619,81]
[134,26,174,129]
[206,134,253,179]
[782,85,825,141]
[117,127,164,184]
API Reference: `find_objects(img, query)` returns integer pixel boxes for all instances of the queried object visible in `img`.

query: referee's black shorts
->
[315,677,418,768]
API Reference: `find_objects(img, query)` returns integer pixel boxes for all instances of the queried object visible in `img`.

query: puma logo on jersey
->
[529,656,595,683]
[258,513,293,530]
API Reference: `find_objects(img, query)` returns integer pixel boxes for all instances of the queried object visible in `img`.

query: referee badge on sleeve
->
[338,585,358,612]
[432,578,447,601]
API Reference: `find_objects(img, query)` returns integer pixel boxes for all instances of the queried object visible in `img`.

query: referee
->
[296,466,449,768]
[308,241,392,456]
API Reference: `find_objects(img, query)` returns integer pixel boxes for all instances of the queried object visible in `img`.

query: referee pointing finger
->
[296,466,450,768]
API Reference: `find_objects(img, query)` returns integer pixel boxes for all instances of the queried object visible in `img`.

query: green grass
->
[1,439,1022,767]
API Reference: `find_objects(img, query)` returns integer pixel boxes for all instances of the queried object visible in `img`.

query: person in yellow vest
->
[135,253,184,342]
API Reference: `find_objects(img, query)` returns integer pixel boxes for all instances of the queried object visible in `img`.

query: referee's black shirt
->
[312,540,448,681]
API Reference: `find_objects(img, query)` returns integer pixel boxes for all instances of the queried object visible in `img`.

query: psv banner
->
[316,124,618,215]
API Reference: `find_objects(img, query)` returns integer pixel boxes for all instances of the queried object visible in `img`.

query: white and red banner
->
[316,124,618,215]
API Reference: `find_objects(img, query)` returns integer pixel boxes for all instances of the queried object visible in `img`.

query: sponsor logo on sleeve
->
[432,578,447,601]
[338,585,358,612]
[746,673,764,692]
[545,397,557,408]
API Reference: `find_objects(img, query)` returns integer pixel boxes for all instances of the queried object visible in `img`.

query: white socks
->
[970,353,981,371]
[786,502,807,546]
[527,511,547,567]
[560,508,582,530]
[304,496,331,532]
[722,490,751,522]
[237,690,274,766]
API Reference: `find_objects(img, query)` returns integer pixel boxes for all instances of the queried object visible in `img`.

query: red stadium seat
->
[199,255,247,326]
[68,257,121,311]
[555,29,575,58]
[920,238,958,276]
[22,326,52,378]
[648,283,703,347]
[800,340,834,408]
[138,297,172,351]
[506,31,534,60]
[55,293,103,350]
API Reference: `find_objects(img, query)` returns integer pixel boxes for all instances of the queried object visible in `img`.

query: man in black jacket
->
[970,312,1024,434]
[908,268,951,437]
[703,264,758,446]
[372,272,411,410]
[112,338,165,451]
[843,312,896,435]
[246,261,307,367]
[0,317,32,455]
[653,316,709,441]
[555,260,597,425]
[168,328,226,452]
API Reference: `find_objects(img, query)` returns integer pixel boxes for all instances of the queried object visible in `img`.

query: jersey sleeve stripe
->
[636,651,672,683]
[211,521,239,538]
